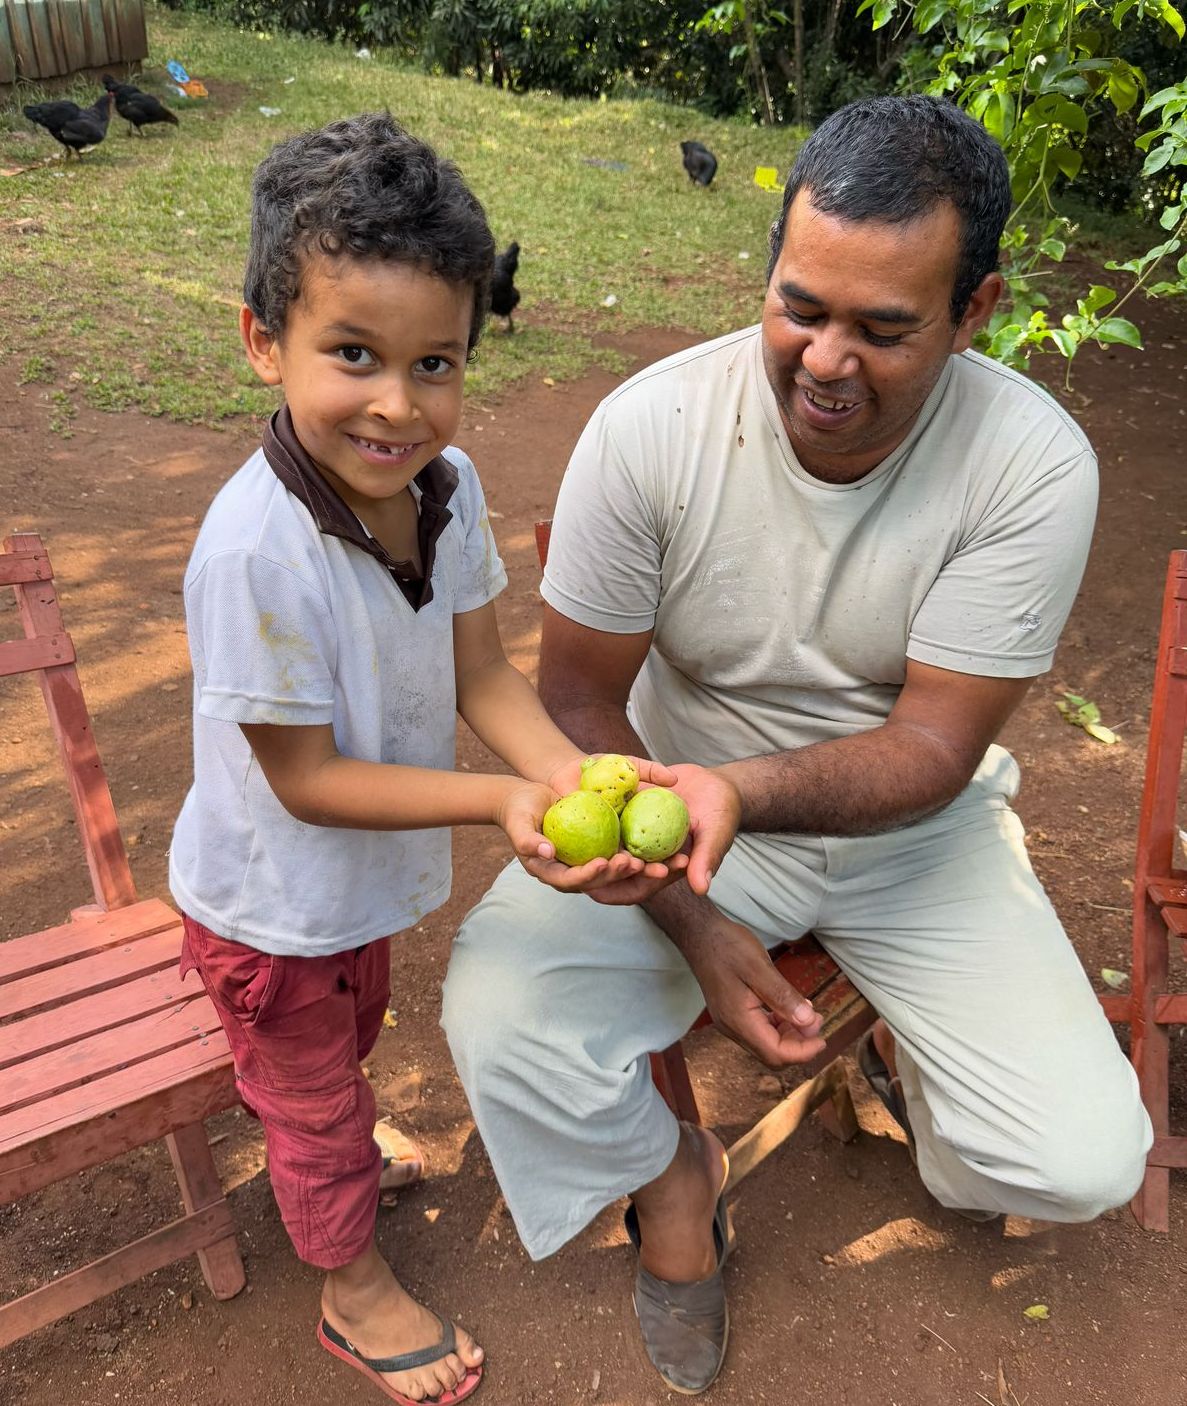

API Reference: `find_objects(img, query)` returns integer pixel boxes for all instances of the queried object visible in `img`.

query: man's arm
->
[717,660,1033,836]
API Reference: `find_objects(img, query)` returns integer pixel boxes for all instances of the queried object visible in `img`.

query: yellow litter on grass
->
[754,166,785,193]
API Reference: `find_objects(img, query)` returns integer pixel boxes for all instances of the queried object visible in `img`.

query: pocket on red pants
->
[181,917,283,1028]
[249,1075,369,1174]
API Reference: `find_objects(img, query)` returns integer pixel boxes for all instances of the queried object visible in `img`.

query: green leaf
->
[1101,968,1130,989]
[1158,0,1185,40]
[1047,328,1078,358]
[1092,317,1144,349]
[1107,68,1140,115]
[915,0,948,31]
[1082,284,1117,316]
[1111,0,1138,24]
[1038,238,1067,260]
[1051,145,1083,179]
[1024,1304,1050,1321]
[1085,721,1120,744]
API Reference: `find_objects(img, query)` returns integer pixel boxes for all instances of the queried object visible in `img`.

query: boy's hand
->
[498,777,686,900]
[543,753,678,800]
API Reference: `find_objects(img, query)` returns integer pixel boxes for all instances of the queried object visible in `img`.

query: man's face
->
[762,191,1000,482]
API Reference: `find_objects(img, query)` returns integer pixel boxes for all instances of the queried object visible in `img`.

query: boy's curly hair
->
[244,111,494,351]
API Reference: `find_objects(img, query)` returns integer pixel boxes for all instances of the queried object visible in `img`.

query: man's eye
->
[785,308,819,326]
[864,331,904,348]
[337,345,375,366]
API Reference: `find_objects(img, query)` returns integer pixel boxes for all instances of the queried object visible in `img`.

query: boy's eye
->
[418,355,454,375]
[336,345,376,366]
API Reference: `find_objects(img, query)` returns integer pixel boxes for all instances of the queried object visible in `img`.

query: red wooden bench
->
[1099,549,1187,1230]
[0,532,244,1347]
[534,520,875,1187]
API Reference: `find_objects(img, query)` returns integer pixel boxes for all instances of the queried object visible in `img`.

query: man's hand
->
[663,763,742,896]
[686,918,826,1068]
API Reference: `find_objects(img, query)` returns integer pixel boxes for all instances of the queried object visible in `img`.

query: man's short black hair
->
[768,95,1012,325]
[244,111,494,351]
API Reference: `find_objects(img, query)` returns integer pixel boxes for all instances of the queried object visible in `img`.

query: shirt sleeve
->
[185,549,338,725]
[446,449,509,613]
[540,406,662,633]
[907,448,1098,677]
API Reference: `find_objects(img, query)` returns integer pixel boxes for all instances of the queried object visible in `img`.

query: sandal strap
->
[319,1313,457,1373]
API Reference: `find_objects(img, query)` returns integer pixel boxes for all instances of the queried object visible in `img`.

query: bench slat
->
[0,1036,234,1156]
[0,925,184,1021]
[0,633,76,678]
[1,998,226,1115]
[0,549,52,587]
[0,967,208,1070]
[0,899,180,986]
[0,1052,237,1203]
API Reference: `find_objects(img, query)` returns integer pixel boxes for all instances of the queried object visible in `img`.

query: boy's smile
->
[242,255,472,524]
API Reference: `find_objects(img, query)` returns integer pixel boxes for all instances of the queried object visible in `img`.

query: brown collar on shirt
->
[261,404,458,611]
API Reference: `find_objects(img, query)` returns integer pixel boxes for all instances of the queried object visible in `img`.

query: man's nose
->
[800,326,857,384]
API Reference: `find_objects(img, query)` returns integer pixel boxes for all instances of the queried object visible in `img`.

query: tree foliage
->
[858,0,1186,372]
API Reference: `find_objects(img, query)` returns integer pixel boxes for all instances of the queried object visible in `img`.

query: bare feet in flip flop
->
[321,1245,483,1404]
[374,1120,425,1208]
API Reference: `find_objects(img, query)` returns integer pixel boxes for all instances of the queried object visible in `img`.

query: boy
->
[169,113,683,1405]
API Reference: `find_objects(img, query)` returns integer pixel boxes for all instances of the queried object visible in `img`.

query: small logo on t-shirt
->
[1020,613,1042,632]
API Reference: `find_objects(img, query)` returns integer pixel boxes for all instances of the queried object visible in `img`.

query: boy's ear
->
[240,304,283,386]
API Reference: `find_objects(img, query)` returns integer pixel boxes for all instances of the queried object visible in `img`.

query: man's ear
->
[240,305,283,386]
[952,272,1004,354]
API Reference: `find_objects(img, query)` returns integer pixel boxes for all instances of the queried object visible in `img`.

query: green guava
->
[620,787,690,862]
[543,790,621,866]
[579,753,639,815]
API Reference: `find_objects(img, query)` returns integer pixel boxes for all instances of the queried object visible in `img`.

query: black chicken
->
[102,74,180,136]
[24,92,113,159]
[490,241,521,333]
[22,99,82,142]
[680,140,718,188]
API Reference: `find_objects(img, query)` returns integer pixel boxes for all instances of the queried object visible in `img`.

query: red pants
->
[181,916,391,1270]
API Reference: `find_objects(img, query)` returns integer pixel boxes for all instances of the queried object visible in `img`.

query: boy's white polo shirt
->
[169,441,506,956]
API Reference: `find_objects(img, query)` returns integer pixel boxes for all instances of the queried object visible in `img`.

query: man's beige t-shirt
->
[541,326,1097,767]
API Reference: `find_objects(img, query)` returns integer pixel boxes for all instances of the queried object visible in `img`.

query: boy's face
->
[241,255,472,514]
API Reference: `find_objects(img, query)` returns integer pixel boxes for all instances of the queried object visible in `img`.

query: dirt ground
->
[2,298,1187,1406]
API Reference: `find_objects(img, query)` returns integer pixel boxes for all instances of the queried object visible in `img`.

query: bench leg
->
[815,1062,860,1143]
[649,1043,702,1125]
[166,1122,246,1300]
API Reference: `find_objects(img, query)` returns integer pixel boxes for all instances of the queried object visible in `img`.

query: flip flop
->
[857,1027,1000,1224]
[856,1027,916,1159]
[374,1120,425,1208]
[317,1314,482,1405]
[623,1153,734,1395]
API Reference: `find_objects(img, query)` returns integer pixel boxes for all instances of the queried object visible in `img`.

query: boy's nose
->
[370,377,418,424]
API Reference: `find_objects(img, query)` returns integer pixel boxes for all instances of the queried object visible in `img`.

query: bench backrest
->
[1,532,137,911]
[1138,549,1187,892]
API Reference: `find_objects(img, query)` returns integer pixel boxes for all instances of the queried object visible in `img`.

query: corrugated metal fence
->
[0,0,148,86]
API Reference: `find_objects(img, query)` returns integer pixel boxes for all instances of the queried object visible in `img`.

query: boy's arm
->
[453,600,588,786]
[240,721,528,830]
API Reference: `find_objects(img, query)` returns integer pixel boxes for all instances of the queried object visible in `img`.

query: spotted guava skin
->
[543,790,621,866]
[620,787,690,862]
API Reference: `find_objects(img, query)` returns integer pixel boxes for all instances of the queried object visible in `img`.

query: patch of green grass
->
[0,4,803,426]
[18,353,55,384]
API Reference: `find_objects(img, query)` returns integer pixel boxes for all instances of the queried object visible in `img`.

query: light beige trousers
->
[442,747,1151,1260]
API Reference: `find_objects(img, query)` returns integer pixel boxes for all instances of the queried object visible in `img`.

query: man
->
[442,95,1152,1395]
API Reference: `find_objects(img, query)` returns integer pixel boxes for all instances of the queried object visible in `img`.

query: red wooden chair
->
[534,521,875,1187]
[1099,549,1187,1231]
[0,532,244,1347]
